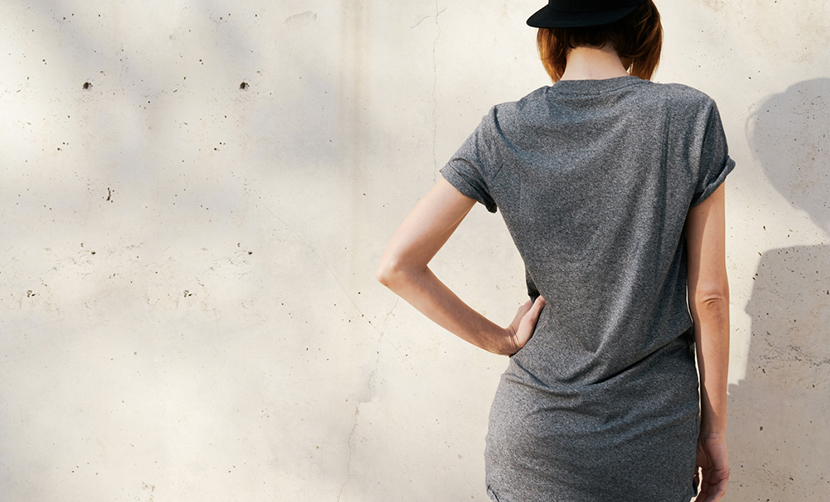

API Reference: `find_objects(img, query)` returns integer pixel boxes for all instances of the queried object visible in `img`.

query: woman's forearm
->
[685,184,730,435]
[376,179,544,356]
[691,294,730,434]
[377,262,512,355]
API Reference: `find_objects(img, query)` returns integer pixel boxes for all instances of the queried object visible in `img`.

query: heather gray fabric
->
[440,76,734,502]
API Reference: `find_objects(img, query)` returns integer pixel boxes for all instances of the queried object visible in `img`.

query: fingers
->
[525,296,545,321]
[514,297,544,324]
[504,297,547,355]
[696,468,729,502]
[518,297,546,335]
[511,300,533,328]
[528,296,546,317]
[708,471,729,501]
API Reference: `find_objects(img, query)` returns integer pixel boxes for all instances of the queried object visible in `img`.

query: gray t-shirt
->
[440,76,734,501]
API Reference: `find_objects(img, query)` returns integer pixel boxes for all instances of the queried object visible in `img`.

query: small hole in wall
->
[239,82,249,90]
[82,82,92,89]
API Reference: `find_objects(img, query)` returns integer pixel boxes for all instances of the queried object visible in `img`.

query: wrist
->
[699,418,727,436]
[700,414,727,435]
[490,327,518,356]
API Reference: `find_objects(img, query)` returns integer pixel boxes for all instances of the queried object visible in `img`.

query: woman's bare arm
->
[376,178,545,355]
[685,183,730,501]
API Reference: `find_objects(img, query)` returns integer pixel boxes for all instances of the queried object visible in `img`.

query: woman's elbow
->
[377,253,424,291]
[695,293,729,312]
[376,254,404,288]
[376,259,394,287]
[690,284,730,315]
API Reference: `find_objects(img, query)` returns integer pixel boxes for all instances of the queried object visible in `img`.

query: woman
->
[376,1,732,501]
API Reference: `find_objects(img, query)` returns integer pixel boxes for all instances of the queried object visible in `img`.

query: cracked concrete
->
[431,2,447,181]
[337,298,398,502]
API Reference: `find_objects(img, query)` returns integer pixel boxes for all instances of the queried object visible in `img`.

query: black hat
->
[527,0,647,28]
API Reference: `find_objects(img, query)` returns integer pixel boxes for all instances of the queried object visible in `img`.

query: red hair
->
[536,1,663,82]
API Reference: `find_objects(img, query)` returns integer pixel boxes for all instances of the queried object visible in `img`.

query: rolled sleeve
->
[439,108,501,213]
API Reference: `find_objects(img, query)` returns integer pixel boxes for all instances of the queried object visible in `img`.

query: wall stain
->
[285,11,317,27]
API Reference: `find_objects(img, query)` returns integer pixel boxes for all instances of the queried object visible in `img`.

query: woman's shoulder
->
[648,81,719,110]
[482,80,722,129]
[505,79,717,108]
[488,87,550,115]
[629,82,724,132]
[472,87,551,132]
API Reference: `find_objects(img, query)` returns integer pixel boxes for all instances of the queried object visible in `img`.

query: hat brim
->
[527,5,639,28]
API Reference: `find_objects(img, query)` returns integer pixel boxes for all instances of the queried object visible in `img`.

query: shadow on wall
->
[729,79,830,500]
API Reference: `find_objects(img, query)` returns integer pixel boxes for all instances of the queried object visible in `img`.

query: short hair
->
[536,1,663,82]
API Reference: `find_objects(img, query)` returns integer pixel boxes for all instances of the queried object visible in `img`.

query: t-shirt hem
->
[440,164,498,213]
[691,155,735,207]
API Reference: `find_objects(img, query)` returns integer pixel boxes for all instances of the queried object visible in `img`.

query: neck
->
[559,44,630,81]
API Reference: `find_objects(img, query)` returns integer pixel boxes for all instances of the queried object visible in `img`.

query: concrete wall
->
[1,1,827,500]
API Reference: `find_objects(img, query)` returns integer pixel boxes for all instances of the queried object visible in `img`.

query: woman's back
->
[442,77,733,385]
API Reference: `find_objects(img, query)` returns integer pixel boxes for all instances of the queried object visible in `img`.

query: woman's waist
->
[504,328,697,394]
